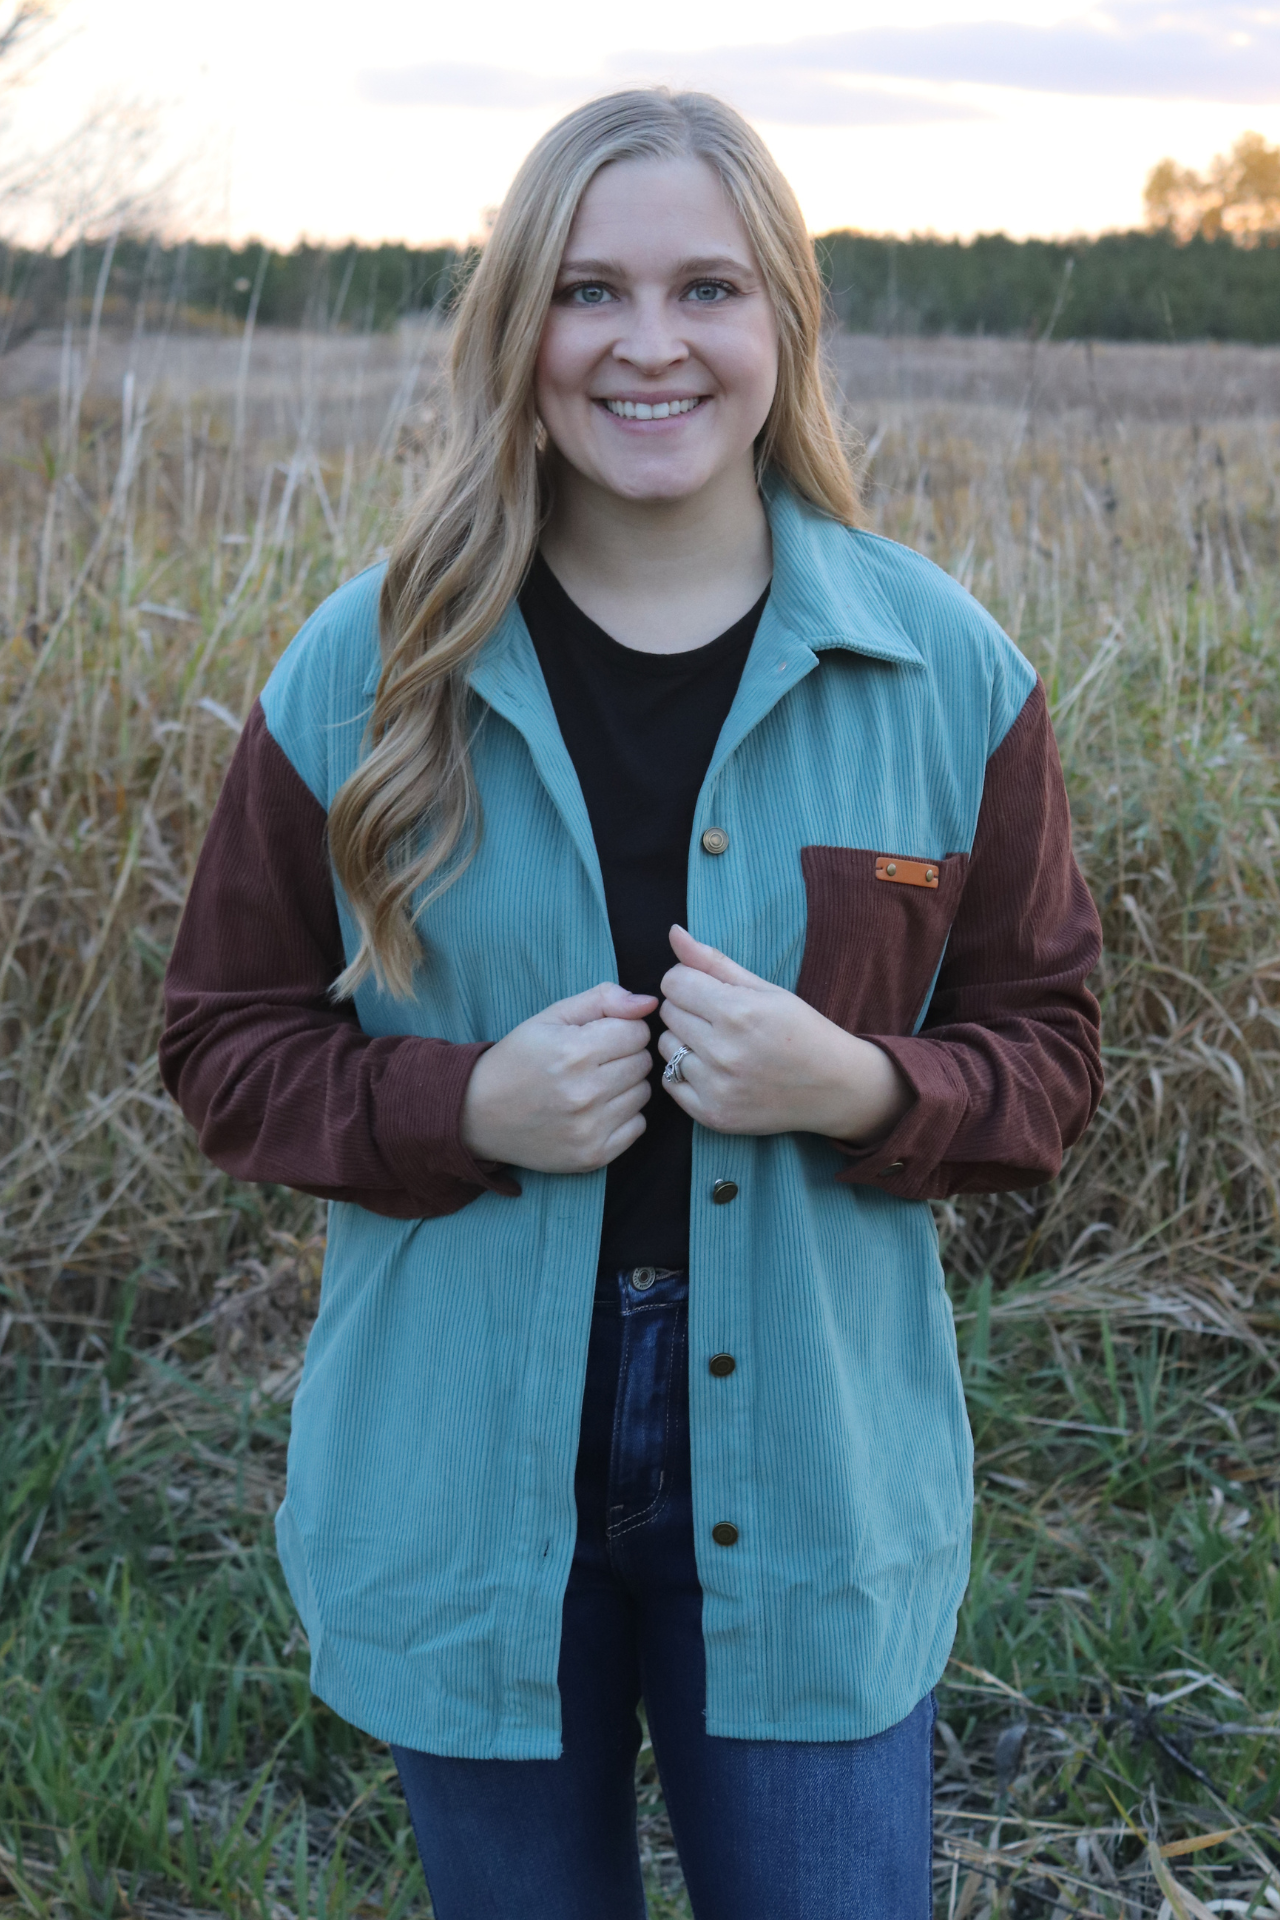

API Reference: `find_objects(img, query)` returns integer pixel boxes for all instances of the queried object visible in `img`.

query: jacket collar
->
[466,603,609,917]
[761,477,924,667]
[447,484,925,912]
[696,480,925,791]
[364,480,922,698]
[463,477,924,690]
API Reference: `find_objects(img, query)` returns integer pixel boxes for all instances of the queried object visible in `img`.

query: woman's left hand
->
[657,924,913,1143]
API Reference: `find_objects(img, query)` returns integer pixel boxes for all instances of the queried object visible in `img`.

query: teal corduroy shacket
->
[263,484,1035,1758]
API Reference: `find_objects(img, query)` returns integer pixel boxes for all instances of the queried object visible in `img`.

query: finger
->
[656,1060,726,1130]
[594,1078,652,1142]
[659,965,737,1023]
[607,1074,652,1118]
[550,983,658,1027]
[586,1016,657,1062]
[592,1051,654,1099]
[657,1016,712,1061]
[668,924,768,989]
[596,1111,648,1162]
[658,1066,702,1116]
[656,1033,707,1102]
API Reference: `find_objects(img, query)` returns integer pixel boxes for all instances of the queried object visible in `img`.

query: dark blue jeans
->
[393,1266,936,1918]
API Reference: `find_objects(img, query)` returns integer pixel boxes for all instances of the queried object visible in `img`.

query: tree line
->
[0,236,466,353]
[815,228,1280,344]
[2,223,1279,351]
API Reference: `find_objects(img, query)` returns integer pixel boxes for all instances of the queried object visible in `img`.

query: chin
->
[597,459,720,504]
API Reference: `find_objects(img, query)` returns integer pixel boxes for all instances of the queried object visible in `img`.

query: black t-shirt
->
[519,552,766,1272]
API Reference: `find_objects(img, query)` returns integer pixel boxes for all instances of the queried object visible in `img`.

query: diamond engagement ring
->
[662,1044,692,1086]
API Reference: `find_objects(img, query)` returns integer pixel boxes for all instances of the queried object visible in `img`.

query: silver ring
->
[662,1044,692,1086]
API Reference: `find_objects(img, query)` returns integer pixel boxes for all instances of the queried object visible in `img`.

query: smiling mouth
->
[599,396,706,421]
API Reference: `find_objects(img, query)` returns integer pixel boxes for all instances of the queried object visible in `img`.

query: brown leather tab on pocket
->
[875,856,940,889]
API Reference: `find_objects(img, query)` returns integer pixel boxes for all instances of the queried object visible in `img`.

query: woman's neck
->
[538,454,772,655]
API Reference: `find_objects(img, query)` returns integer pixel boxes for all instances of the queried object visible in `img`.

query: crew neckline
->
[527,551,770,675]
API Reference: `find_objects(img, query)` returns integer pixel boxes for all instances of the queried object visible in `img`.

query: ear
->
[668,924,767,988]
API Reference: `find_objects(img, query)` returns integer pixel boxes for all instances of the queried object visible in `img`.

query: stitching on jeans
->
[609,1483,669,1539]
[608,1341,673,1539]
[605,1309,632,1530]
[606,1306,683,1545]
[924,1692,938,1918]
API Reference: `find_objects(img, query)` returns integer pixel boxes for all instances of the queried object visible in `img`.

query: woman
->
[162,89,1102,1919]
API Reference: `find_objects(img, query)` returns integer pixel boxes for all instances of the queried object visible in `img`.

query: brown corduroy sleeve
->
[159,701,520,1219]
[826,679,1103,1199]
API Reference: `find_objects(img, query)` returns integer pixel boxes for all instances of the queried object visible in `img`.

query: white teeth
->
[603,396,703,420]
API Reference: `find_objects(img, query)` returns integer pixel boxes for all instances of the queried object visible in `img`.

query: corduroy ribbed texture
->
[796,681,1103,1199]
[160,704,518,1218]
[837,679,1102,1197]
[166,485,1101,1758]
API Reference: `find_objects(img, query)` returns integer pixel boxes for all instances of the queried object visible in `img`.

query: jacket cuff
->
[375,1039,522,1202]
[833,1035,969,1197]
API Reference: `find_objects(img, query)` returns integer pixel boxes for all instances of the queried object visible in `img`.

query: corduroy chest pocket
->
[794,846,968,1036]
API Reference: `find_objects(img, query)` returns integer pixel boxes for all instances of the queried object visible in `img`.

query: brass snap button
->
[712,1522,740,1547]
[708,1353,736,1377]
[631,1266,656,1290]
[700,827,729,855]
[711,1179,738,1204]
[885,861,897,876]
[925,867,936,882]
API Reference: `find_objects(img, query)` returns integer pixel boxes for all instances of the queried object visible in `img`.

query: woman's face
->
[535,155,780,505]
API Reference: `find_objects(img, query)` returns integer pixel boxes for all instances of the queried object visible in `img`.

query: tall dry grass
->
[830,333,1280,1356]
[3,321,1279,1346]
[1,311,1280,1917]
[0,318,450,1336]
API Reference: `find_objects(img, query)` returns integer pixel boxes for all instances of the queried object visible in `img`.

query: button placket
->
[690,1018,746,1581]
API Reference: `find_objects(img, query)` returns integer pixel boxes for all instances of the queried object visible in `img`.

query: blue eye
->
[566,283,612,305]
[687,280,732,303]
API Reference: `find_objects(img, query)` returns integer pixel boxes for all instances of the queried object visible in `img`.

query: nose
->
[611,292,689,376]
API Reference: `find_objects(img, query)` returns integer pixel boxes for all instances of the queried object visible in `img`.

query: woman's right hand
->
[460,984,657,1173]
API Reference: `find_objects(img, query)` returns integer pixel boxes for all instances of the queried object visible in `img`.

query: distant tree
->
[0,0,172,246]
[0,2,178,353]
[0,1,58,211]
[1145,131,1280,243]
[1142,158,1205,242]
[0,0,44,60]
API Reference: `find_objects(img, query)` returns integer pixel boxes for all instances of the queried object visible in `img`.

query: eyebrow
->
[555,254,755,279]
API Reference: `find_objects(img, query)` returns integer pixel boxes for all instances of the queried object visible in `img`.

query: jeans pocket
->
[609,1297,689,1535]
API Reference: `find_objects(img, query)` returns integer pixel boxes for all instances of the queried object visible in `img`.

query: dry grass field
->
[2,310,1280,1917]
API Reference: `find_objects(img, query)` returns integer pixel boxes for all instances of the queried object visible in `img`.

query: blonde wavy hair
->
[330,87,861,997]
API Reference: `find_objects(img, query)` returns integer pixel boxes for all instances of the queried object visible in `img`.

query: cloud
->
[613,71,985,127]
[357,64,981,126]
[614,5,1280,105]
[358,5,1280,127]
[359,65,584,112]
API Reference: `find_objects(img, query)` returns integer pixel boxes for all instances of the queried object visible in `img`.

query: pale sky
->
[8,0,1280,245]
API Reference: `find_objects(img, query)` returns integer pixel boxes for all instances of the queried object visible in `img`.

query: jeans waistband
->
[593,1265,687,1307]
